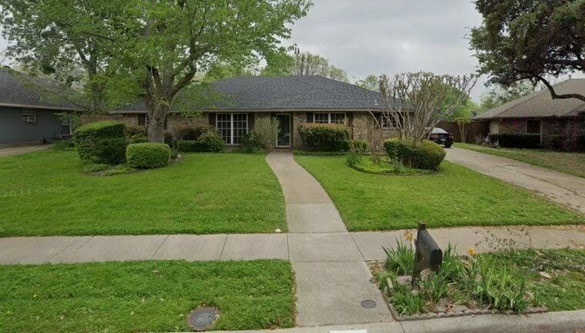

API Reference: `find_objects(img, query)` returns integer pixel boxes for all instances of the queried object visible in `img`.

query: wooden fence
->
[436,121,489,143]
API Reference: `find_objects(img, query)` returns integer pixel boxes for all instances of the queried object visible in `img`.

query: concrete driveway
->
[445,147,585,214]
[0,145,52,158]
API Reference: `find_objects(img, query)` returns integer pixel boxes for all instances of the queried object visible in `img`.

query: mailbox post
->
[412,222,443,287]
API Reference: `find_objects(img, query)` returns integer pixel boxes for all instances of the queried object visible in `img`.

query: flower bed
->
[371,232,585,320]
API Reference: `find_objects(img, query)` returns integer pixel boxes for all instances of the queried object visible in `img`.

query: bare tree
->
[375,72,477,146]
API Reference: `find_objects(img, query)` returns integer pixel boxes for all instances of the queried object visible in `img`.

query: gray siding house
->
[0,68,77,147]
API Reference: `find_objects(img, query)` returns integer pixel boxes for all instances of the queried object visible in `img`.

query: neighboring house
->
[113,76,394,149]
[0,68,78,147]
[475,79,585,148]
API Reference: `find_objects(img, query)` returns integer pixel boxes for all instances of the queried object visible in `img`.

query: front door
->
[276,114,291,148]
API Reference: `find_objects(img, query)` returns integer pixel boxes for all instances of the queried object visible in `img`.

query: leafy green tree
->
[1,0,311,142]
[356,75,380,92]
[471,0,585,102]
[262,49,349,82]
[480,81,537,110]
[122,0,311,142]
[0,0,128,113]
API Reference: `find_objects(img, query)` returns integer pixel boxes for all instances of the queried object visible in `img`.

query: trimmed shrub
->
[125,125,148,144]
[164,132,174,145]
[350,140,368,153]
[177,140,209,152]
[241,132,266,153]
[126,143,171,169]
[411,140,446,170]
[175,124,216,141]
[489,134,541,149]
[298,123,351,151]
[125,125,146,137]
[176,131,225,153]
[53,138,75,151]
[384,139,445,170]
[198,131,225,152]
[74,121,127,164]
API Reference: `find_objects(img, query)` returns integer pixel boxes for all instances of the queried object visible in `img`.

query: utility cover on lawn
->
[187,307,220,331]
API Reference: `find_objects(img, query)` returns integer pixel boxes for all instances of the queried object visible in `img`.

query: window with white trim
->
[60,114,74,135]
[313,112,346,124]
[216,113,248,145]
[22,111,37,124]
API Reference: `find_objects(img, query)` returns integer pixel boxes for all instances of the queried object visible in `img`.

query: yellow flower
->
[404,230,414,243]
[468,247,477,257]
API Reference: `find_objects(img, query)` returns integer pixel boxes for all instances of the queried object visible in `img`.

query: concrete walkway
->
[266,151,392,327]
[445,147,585,214]
[0,144,52,157]
[2,226,583,266]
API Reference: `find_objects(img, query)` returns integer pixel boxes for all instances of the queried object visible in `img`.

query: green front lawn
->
[295,156,583,231]
[0,151,286,236]
[455,143,585,178]
[0,260,295,331]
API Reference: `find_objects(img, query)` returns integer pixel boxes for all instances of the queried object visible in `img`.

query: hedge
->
[126,143,171,169]
[384,139,445,170]
[175,125,216,141]
[298,123,350,152]
[74,121,127,165]
[489,134,541,149]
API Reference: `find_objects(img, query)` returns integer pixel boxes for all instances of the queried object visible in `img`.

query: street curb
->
[214,309,585,333]
[400,309,585,333]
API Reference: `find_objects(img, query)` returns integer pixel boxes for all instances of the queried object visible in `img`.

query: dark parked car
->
[429,127,454,148]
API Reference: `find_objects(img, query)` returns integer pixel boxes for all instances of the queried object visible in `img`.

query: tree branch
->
[535,75,585,102]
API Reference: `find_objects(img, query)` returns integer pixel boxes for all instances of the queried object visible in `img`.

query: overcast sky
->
[286,0,486,99]
[0,1,505,101]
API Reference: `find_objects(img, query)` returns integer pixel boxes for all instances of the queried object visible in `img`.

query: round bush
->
[412,140,446,170]
[74,121,127,164]
[384,139,445,170]
[198,131,225,152]
[126,143,171,169]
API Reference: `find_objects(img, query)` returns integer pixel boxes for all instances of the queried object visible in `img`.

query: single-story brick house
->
[112,76,396,149]
[0,68,77,147]
[475,79,585,149]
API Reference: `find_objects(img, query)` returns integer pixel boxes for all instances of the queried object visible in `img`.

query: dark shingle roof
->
[118,75,388,113]
[0,68,77,110]
[475,79,585,120]
[211,76,386,111]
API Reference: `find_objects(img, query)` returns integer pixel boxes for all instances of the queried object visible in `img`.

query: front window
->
[22,111,37,124]
[527,120,540,134]
[313,112,346,124]
[216,113,248,145]
[61,114,74,135]
[138,114,149,126]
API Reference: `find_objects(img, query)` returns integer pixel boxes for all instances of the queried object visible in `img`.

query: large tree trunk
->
[147,101,169,143]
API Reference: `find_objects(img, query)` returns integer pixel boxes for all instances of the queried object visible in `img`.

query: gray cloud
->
[287,0,486,99]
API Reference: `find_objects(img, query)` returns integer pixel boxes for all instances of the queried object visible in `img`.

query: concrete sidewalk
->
[1,225,582,265]
[445,147,585,214]
[0,144,52,157]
